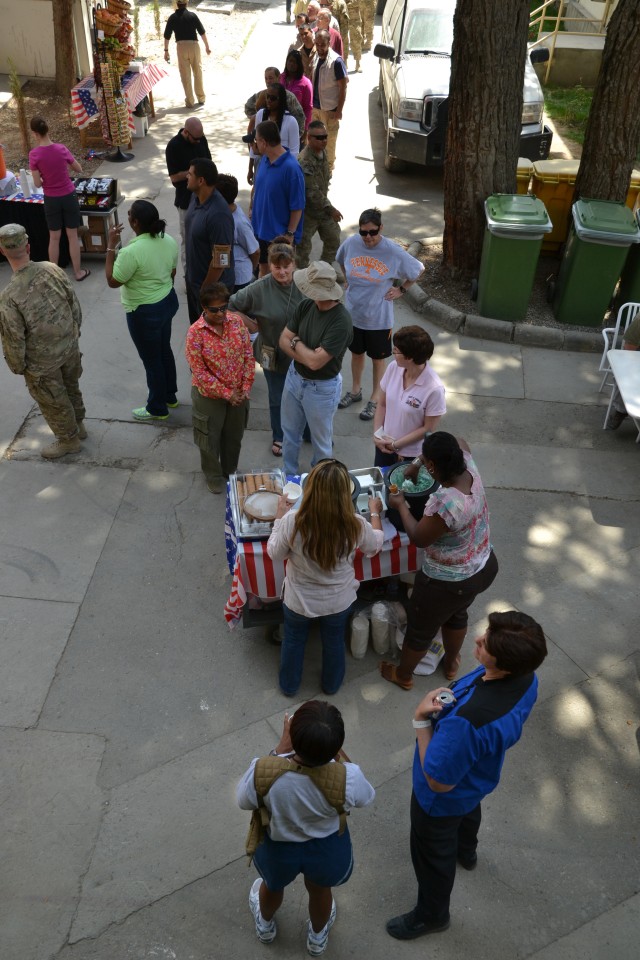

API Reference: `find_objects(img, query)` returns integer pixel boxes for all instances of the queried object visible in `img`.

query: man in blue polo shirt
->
[251,120,305,278]
[386,610,548,941]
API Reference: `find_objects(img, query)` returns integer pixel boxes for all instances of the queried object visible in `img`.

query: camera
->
[242,131,256,144]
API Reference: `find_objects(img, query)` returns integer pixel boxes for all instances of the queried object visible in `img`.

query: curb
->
[403,239,602,353]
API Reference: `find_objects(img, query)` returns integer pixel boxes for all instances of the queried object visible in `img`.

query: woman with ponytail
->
[106,200,180,421]
[380,432,498,690]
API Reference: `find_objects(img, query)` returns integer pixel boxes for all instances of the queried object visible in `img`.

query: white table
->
[605,349,640,441]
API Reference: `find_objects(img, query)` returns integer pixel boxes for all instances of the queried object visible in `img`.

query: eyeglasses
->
[359,228,380,237]
[203,303,229,315]
[310,133,328,140]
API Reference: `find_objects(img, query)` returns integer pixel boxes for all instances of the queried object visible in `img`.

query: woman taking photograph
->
[237,701,375,955]
[185,282,255,494]
[267,459,383,697]
[105,200,179,422]
[229,238,307,458]
[28,115,89,281]
[380,432,499,690]
[373,325,446,467]
[282,50,313,136]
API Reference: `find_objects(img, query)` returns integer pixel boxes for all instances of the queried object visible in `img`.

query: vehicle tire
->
[376,0,387,14]
[470,279,478,301]
[384,137,407,173]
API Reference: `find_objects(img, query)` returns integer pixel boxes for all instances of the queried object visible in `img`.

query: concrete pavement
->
[1,5,638,960]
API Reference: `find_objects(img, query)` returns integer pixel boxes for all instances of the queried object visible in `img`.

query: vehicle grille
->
[423,96,447,131]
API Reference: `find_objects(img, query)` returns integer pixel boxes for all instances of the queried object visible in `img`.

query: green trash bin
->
[617,209,640,306]
[552,199,640,326]
[476,194,552,321]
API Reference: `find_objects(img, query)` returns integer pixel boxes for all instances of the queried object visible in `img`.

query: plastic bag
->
[350,615,370,659]
[349,601,407,658]
[396,623,444,676]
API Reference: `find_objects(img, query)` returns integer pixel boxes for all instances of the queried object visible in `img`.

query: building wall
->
[565,0,618,35]
[0,0,93,79]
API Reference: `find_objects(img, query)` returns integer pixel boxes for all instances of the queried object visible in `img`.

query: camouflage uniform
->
[0,259,85,441]
[345,0,363,68]
[361,0,375,49]
[296,145,341,268]
[328,0,350,58]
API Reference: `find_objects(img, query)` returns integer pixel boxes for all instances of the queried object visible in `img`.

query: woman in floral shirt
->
[185,282,255,493]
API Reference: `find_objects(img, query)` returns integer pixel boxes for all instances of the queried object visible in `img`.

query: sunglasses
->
[359,228,380,237]
[203,303,229,315]
[310,133,328,140]
[266,95,279,101]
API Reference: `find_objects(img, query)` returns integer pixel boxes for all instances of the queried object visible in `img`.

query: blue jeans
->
[126,288,179,416]
[280,603,352,696]
[281,366,342,476]
[263,367,311,445]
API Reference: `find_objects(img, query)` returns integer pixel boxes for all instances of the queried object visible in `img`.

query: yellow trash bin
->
[531,159,580,253]
[626,168,640,213]
[516,157,534,195]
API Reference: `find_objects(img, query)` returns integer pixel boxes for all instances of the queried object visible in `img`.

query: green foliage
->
[8,59,29,156]
[133,5,140,55]
[153,0,161,38]
[529,0,565,40]
[544,84,593,144]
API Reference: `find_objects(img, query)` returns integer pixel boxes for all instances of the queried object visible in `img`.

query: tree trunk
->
[574,0,640,203]
[442,0,531,278]
[53,0,77,97]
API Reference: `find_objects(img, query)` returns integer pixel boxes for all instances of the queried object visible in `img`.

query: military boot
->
[77,421,88,440]
[41,436,82,460]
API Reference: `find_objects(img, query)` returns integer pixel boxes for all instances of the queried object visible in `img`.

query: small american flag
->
[71,77,100,129]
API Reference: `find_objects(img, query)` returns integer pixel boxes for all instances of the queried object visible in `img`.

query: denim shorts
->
[253,828,354,891]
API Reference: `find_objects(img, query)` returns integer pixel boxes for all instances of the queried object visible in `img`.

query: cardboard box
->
[81,213,117,254]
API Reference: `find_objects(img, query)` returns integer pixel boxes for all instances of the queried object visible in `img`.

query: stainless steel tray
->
[229,469,285,540]
[351,466,387,519]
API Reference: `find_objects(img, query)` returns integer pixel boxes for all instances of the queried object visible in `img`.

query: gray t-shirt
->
[336,234,423,330]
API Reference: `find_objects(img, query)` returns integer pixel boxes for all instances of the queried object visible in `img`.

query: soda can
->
[437,691,455,705]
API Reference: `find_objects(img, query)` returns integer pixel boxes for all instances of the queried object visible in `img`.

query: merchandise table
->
[605,349,640,442]
[0,193,69,265]
[224,490,423,628]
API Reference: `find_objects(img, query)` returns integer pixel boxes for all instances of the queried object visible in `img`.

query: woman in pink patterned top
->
[380,432,499,691]
[28,116,89,282]
[185,282,255,494]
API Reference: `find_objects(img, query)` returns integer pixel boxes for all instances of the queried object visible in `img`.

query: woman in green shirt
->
[106,200,179,421]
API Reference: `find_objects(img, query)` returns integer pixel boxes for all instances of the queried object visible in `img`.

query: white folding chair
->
[599,302,640,392]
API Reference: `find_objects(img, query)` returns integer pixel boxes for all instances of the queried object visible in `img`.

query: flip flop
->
[379,661,413,691]
[271,441,283,457]
[76,269,91,282]
[443,654,461,682]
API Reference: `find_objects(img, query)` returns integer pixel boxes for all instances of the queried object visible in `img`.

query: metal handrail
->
[529,0,615,84]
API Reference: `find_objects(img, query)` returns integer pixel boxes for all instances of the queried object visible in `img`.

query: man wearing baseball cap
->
[0,223,86,459]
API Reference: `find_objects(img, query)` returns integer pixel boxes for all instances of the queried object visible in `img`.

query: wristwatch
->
[285,230,295,237]
[290,337,300,351]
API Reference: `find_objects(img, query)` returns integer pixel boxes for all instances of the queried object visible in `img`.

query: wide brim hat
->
[293,260,343,301]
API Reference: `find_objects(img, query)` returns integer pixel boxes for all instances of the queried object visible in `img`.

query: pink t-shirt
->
[29,143,76,196]
[283,75,313,128]
[380,360,446,456]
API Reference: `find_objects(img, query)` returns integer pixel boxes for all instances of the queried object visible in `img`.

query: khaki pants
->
[24,346,85,441]
[190,386,248,482]
[176,40,204,107]
[311,108,341,173]
[361,0,375,47]
[296,212,341,268]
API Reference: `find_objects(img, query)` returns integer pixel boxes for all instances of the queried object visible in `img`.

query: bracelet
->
[412,718,432,729]
[285,230,295,237]
[392,441,398,452]
[106,248,116,252]
[370,511,381,517]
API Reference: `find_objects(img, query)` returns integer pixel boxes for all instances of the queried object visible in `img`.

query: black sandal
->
[271,442,283,457]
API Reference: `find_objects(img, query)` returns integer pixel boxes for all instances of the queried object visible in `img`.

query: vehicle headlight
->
[522,102,543,125]
[395,98,423,122]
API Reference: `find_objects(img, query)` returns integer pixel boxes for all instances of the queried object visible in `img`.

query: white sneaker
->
[306,900,336,956]
[249,878,277,943]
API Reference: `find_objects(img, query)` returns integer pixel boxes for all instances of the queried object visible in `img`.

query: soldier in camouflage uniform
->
[361,0,375,50]
[296,120,343,268]
[344,0,364,71]
[0,223,86,460]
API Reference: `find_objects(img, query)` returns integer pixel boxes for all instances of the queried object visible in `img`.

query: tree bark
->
[53,0,77,98]
[442,0,531,278]
[574,0,640,203]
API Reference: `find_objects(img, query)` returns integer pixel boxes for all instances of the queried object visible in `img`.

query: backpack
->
[246,755,348,862]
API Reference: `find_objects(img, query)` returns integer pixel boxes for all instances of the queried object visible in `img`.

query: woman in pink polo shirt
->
[373,325,446,467]
[28,116,89,281]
